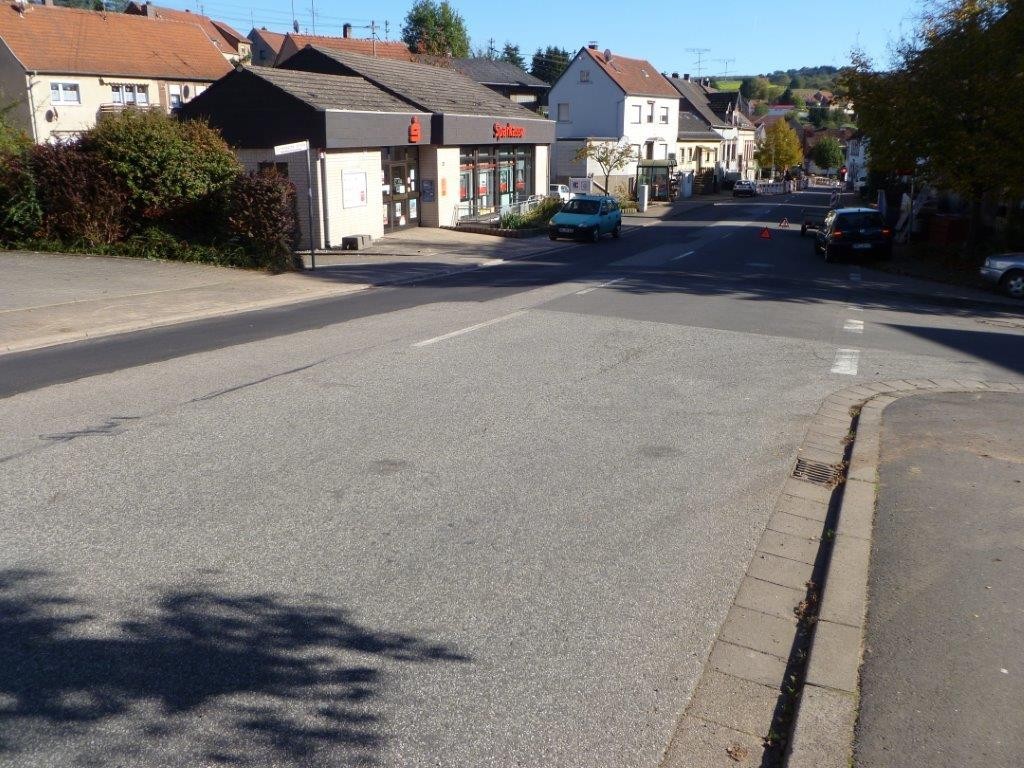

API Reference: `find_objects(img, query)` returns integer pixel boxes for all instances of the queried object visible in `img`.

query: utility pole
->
[309,0,316,35]
[686,48,711,79]
[370,20,377,57]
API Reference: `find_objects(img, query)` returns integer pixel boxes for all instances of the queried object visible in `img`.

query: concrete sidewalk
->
[0,229,568,355]
[855,391,1024,767]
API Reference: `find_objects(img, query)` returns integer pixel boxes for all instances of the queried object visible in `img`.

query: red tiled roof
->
[125,2,246,54]
[580,46,677,98]
[275,33,414,65]
[0,3,232,79]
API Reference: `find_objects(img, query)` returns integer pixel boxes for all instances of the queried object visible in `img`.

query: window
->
[110,84,149,106]
[630,105,641,124]
[647,101,655,123]
[556,102,570,122]
[169,84,182,109]
[659,143,668,159]
[659,106,669,124]
[579,69,590,83]
[50,82,80,104]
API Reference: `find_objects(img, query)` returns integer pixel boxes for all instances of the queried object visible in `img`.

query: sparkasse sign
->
[493,122,526,140]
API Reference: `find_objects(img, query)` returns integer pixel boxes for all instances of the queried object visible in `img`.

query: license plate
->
[559,228,574,234]
[853,243,871,250]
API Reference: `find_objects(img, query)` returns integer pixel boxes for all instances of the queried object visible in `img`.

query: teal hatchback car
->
[548,195,622,242]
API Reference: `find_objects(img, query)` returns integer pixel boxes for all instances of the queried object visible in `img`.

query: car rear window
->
[563,199,600,214]
[836,212,884,229]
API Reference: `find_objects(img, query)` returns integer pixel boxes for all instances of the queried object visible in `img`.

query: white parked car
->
[549,184,570,202]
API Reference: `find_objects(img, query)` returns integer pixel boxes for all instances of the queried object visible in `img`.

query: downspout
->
[26,71,39,143]
[318,149,330,249]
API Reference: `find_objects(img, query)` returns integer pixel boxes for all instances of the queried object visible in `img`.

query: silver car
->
[980,253,1024,298]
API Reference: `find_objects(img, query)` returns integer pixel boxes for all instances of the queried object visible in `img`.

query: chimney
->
[587,42,598,50]
[343,23,353,38]
[683,73,690,81]
[671,72,679,79]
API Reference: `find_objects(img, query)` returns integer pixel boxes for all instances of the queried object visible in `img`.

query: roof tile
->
[0,3,231,79]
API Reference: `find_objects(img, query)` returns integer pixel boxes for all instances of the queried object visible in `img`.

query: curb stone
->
[659,378,1022,768]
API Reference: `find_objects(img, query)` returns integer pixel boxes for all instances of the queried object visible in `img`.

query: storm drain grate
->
[792,458,843,486]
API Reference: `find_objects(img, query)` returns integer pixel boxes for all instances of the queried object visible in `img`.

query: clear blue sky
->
[170,0,924,75]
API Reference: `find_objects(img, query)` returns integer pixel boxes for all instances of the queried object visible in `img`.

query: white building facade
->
[549,45,680,196]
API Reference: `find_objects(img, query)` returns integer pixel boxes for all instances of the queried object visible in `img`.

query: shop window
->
[557,102,570,122]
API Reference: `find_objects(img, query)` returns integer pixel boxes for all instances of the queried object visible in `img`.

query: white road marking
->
[847,305,864,311]
[481,258,504,267]
[746,262,773,268]
[720,233,733,239]
[844,319,865,333]
[831,348,860,375]
[413,311,527,348]
[575,277,627,295]
[670,250,695,261]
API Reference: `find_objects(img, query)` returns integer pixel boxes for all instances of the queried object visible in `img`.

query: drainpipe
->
[26,71,39,143]
[318,149,330,249]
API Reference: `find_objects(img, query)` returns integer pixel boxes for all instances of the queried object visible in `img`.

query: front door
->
[381,150,420,233]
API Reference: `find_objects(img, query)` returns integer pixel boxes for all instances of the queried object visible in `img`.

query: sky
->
[166,0,926,75]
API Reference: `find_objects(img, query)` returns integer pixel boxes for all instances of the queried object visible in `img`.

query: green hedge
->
[0,111,300,272]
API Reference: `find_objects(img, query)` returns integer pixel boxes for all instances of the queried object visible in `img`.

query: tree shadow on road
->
[0,569,467,767]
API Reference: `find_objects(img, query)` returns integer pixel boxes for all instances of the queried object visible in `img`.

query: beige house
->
[0,1,231,143]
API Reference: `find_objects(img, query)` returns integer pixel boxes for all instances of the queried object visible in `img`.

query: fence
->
[453,194,547,227]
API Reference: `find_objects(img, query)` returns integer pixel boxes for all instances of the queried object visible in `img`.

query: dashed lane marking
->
[844,319,865,333]
[412,311,527,348]
[831,348,860,375]
[670,250,696,261]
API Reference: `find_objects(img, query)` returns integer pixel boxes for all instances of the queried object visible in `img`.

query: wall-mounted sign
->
[493,122,526,140]
[408,116,422,144]
[343,170,367,208]
[421,179,436,203]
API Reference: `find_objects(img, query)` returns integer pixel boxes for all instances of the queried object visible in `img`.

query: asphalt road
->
[2,190,1023,767]
[855,391,1024,768]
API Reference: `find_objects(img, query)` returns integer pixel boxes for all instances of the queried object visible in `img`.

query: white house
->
[548,45,680,196]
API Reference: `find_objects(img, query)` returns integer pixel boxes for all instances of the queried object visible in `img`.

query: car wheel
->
[590,227,600,243]
[549,233,558,241]
[612,224,621,239]
[1000,269,1024,299]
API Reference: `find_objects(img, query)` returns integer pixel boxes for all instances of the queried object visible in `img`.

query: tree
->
[753,102,769,117]
[811,136,844,172]
[401,0,470,57]
[841,0,1023,253]
[777,86,794,105]
[754,119,802,176]
[740,76,770,100]
[530,46,571,85]
[574,141,637,194]
[500,43,525,70]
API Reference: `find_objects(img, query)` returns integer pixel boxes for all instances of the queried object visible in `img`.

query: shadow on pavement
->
[880,323,1024,376]
[0,569,467,766]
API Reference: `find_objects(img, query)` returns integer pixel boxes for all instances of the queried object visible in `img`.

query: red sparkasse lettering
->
[493,122,526,140]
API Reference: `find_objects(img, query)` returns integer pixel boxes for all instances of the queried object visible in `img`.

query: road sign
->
[274,139,310,156]
[779,218,790,229]
[759,227,772,240]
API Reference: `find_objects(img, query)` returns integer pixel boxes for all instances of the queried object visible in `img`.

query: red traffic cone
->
[759,227,772,240]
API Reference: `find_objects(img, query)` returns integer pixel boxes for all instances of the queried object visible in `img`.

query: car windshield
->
[562,199,600,215]
[836,213,884,229]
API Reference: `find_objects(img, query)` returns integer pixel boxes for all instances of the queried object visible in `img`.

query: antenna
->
[686,48,711,78]
[384,20,389,40]
[309,0,316,35]
[715,58,735,79]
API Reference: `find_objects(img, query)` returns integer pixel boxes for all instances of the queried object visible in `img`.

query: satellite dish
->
[46,108,58,122]
[603,48,612,61]
[183,85,191,99]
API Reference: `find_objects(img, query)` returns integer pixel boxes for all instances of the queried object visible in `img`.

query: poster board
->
[343,171,367,208]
